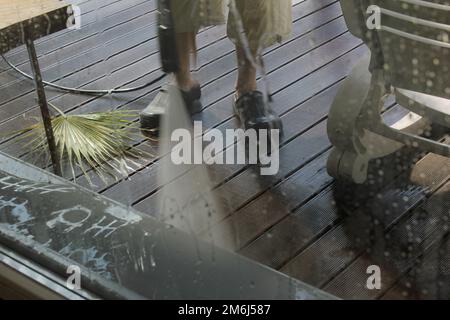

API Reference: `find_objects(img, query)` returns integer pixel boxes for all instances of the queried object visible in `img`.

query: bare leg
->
[233,45,283,135]
[235,45,257,98]
[174,32,199,91]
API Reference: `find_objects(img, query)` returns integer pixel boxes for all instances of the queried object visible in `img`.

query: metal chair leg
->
[24,29,62,176]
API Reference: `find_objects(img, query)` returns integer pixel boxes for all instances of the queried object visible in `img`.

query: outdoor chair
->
[327,0,450,183]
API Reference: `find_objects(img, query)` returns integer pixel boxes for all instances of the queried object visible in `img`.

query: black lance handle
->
[157,0,180,74]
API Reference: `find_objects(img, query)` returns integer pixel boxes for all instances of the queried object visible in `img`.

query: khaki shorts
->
[170,0,292,52]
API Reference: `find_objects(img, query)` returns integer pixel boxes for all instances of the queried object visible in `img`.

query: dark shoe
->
[140,84,202,135]
[180,84,202,114]
[233,91,283,135]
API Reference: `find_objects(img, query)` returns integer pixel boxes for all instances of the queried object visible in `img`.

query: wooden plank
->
[281,152,450,288]
[0,35,154,126]
[323,182,450,299]
[277,142,449,287]
[202,151,334,251]
[0,1,158,107]
[0,10,156,108]
[0,0,153,68]
[0,0,154,91]
[381,234,449,300]
[241,137,450,272]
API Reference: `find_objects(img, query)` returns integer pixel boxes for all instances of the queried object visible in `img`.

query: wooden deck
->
[0,0,448,299]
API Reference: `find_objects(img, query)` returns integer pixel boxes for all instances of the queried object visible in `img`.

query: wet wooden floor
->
[0,0,448,299]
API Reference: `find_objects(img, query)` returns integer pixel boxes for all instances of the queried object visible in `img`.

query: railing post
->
[24,27,62,176]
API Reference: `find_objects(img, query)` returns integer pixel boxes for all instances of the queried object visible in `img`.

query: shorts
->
[170,0,292,53]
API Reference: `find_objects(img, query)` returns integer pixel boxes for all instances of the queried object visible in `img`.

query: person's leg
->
[170,0,225,110]
[170,31,202,114]
[235,45,257,98]
[171,0,226,92]
[174,32,199,92]
[228,0,292,133]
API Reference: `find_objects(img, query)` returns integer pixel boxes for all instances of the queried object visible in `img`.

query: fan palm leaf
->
[9,104,155,186]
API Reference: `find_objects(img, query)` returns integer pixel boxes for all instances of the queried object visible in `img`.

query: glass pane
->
[0,0,448,300]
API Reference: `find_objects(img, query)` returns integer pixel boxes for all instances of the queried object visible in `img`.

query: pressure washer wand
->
[157,0,179,74]
[139,0,180,134]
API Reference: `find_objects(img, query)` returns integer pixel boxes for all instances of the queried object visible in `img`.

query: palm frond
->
[11,105,156,186]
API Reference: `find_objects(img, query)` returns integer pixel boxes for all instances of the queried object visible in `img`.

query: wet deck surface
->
[0,0,448,299]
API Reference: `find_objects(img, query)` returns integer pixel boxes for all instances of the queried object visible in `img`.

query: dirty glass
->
[0,0,448,301]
